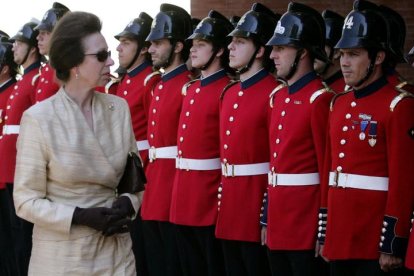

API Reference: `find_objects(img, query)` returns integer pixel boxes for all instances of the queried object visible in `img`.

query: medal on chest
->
[359,120,369,140]
[368,121,377,147]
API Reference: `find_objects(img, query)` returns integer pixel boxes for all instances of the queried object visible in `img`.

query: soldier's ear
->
[255,46,265,59]
[215,47,224,58]
[140,46,148,55]
[375,51,386,65]
[174,41,184,54]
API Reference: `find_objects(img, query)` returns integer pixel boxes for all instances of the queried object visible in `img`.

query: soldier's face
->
[228,37,255,70]
[12,40,30,65]
[270,45,297,79]
[314,45,331,75]
[339,48,370,87]
[148,39,172,67]
[116,37,139,68]
[190,39,214,69]
[37,30,51,56]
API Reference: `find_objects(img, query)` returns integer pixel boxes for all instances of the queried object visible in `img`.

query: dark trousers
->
[221,239,270,276]
[267,249,323,276]
[141,220,182,276]
[129,208,148,276]
[175,224,225,276]
[1,183,32,276]
[330,259,412,276]
[0,185,19,276]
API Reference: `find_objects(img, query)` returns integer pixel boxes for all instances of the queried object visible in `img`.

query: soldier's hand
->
[379,253,403,272]
[261,226,267,246]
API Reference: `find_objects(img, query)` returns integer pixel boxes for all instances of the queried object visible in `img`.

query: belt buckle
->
[149,146,156,162]
[222,162,234,177]
[332,170,339,187]
[268,172,277,187]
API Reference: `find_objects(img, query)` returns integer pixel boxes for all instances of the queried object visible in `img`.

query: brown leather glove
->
[111,196,135,218]
[72,207,126,232]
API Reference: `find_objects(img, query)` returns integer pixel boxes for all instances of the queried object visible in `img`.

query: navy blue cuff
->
[379,215,408,258]
[317,208,327,245]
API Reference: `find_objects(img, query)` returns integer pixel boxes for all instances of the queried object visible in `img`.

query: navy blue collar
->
[0,78,16,93]
[200,69,227,87]
[162,64,187,82]
[128,61,151,78]
[354,76,388,99]
[241,69,268,89]
[288,71,317,94]
[324,70,343,86]
[24,61,41,75]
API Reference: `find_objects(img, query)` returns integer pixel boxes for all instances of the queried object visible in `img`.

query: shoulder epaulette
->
[310,88,330,104]
[390,90,414,112]
[181,79,198,96]
[269,82,287,108]
[105,77,120,94]
[144,71,161,87]
[330,90,353,111]
[220,80,240,100]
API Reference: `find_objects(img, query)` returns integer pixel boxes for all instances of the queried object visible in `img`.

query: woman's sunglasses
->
[84,50,111,62]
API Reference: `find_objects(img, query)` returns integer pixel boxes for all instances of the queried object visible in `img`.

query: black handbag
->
[117,152,146,194]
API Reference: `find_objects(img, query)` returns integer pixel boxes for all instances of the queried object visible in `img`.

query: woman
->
[13,11,140,275]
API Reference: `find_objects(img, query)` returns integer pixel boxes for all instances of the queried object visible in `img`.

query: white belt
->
[176,157,221,171]
[136,140,150,151]
[329,171,388,191]
[2,125,19,135]
[221,162,269,177]
[268,172,319,187]
[148,146,177,161]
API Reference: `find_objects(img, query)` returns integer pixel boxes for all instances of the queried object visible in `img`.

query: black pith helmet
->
[187,10,233,48]
[145,3,192,42]
[322,10,344,48]
[191,18,201,31]
[228,2,280,46]
[0,41,19,75]
[115,12,153,44]
[35,2,70,32]
[11,21,39,47]
[378,5,407,63]
[0,30,9,42]
[229,16,241,28]
[267,2,329,63]
[335,8,388,51]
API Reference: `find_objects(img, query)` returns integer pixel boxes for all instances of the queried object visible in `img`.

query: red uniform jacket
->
[34,63,60,103]
[321,76,414,260]
[215,69,278,242]
[170,70,230,226]
[140,64,191,221]
[0,78,16,189]
[116,61,157,167]
[324,70,346,94]
[0,61,40,183]
[266,72,333,250]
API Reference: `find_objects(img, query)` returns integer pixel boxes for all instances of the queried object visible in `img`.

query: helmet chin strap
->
[236,45,259,75]
[20,46,32,67]
[283,48,303,81]
[355,50,377,88]
[199,48,219,71]
[126,44,142,71]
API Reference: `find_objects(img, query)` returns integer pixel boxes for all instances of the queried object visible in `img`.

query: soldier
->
[319,2,414,275]
[314,9,346,94]
[0,36,19,276]
[169,10,233,276]
[114,12,155,276]
[34,2,69,103]
[214,3,279,275]
[139,3,192,275]
[0,20,41,276]
[261,3,333,276]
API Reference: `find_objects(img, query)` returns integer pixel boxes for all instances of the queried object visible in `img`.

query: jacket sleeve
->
[14,112,75,237]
